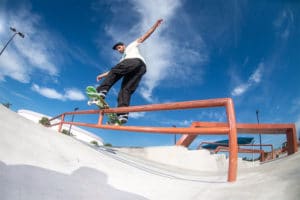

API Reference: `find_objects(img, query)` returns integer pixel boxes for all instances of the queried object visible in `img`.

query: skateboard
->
[86,86,122,125]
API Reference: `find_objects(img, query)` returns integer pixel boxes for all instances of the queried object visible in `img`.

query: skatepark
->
[1,104,300,199]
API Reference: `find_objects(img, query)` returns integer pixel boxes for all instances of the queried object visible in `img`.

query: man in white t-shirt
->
[96,19,163,124]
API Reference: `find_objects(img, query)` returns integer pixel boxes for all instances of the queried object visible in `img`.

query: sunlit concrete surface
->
[1,105,299,200]
[17,109,104,145]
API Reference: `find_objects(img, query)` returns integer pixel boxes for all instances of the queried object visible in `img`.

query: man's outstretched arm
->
[96,71,109,81]
[137,19,163,43]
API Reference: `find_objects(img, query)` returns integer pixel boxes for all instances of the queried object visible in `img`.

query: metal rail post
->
[226,99,238,182]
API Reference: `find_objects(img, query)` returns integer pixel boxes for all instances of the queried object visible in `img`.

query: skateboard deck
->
[86,86,122,125]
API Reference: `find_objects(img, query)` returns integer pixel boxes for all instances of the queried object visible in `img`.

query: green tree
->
[39,117,50,126]
[90,140,100,147]
[2,102,12,109]
[62,129,72,136]
[104,143,112,147]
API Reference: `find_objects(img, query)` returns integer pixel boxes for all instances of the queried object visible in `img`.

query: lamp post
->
[68,107,79,135]
[256,110,262,151]
[0,27,25,56]
[173,125,177,145]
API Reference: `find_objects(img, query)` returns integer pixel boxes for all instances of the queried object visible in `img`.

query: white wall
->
[18,109,104,146]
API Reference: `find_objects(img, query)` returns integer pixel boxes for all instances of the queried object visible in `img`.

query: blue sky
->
[0,0,299,150]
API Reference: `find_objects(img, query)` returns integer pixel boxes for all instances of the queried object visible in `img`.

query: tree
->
[2,102,12,109]
[90,140,100,147]
[62,129,71,136]
[104,143,112,147]
[39,117,50,127]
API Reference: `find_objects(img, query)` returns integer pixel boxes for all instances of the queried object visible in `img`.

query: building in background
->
[18,109,104,146]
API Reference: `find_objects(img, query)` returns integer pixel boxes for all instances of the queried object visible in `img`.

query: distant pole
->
[256,110,262,151]
[68,107,79,135]
[0,27,25,56]
[173,125,176,145]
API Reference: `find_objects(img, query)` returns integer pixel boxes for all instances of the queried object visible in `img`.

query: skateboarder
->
[95,19,163,124]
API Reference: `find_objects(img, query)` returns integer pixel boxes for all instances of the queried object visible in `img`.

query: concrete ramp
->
[0,105,300,200]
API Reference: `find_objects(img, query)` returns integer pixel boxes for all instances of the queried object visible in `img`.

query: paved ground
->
[0,105,299,200]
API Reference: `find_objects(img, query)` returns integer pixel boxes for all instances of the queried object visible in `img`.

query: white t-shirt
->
[120,40,146,63]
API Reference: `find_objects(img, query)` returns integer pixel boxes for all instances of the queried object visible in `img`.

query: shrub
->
[39,117,50,126]
[62,129,71,136]
[90,140,100,147]
[104,143,112,147]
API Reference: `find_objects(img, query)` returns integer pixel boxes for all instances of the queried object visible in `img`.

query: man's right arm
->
[137,19,163,43]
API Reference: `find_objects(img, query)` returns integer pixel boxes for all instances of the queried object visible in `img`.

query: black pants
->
[97,58,146,108]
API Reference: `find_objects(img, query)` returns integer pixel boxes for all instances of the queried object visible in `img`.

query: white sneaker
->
[97,91,106,99]
[118,114,128,124]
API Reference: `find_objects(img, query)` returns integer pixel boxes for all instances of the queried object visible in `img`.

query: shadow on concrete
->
[0,161,147,200]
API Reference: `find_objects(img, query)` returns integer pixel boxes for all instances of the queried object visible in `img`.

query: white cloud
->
[231,62,264,96]
[273,9,294,40]
[0,4,60,83]
[249,65,263,83]
[31,84,63,99]
[103,0,207,102]
[290,98,300,113]
[31,84,85,101]
[296,116,300,138]
[0,15,5,34]
[0,49,29,83]
[231,84,249,97]
[178,119,194,127]
[65,89,86,101]
[294,112,300,139]
[196,110,226,122]
[159,118,194,127]
[129,112,146,119]
[0,0,5,34]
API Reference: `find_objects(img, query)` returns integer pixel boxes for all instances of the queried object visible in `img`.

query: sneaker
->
[87,91,106,99]
[118,114,128,124]
[92,89,107,99]
[97,91,106,99]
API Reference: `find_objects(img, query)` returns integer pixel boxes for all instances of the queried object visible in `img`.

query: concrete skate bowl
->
[1,104,300,200]
[49,98,298,182]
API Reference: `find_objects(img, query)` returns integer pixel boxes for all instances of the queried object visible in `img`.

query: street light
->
[172,125,177,145]
[0,27,25,56]
[68,107,79,135]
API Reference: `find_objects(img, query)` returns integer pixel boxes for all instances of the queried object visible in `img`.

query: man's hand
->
[96,71,109,82]
[155,19,163,27]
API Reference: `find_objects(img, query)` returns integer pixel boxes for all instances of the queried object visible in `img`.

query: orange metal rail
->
[49,98,299,182]
[198,142,275,161]
[214,146,266,161]
[49,98,238,182]
[180,122,298,155]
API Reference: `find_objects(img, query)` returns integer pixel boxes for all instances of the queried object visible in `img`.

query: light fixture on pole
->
[0,27,25,56]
